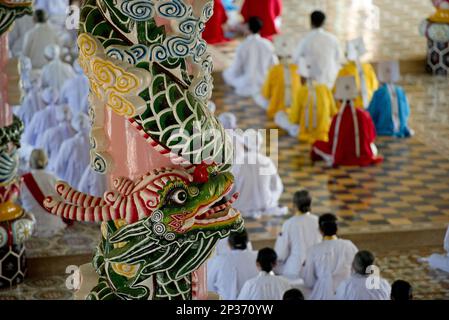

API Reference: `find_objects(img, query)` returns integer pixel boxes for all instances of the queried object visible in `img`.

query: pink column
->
[0,33,13,128]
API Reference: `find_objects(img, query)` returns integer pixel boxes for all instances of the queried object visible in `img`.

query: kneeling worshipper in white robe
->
[22,9,61,72]
[34,0,70,25]
[425,225,449,273]
[335,251,391,300]
[22,88,60,148]
[37,106,76,170]
[41,44,76,93]
[230,131,287,218]
[60,61,89,115]
[78,166,108,198]
[301,214,358,300]
[52,113,91,187]
[20,149,67,238]
[238,248,292,300]
[275,190,322,280]
[223,17,278,97]
[208,230,259,300]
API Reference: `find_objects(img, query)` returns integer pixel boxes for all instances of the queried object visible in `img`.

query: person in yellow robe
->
[254,35,301,120]
[334,38,378,109]
[275,56,337,143]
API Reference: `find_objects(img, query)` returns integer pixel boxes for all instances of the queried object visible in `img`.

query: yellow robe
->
[288,83,337,144]
[262,63,301,119]
[334,62,379,109]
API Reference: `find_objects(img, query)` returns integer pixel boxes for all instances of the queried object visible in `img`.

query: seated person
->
[60,61,90,115]
[231,131,288,218]
[22,88,60,148]
[37,106,76,168]
[275,190,322,280]
[207,230,259,300]
[202,0,229,45]
[21,149,67,238]
[276,55,337,143]
[238,248,291,300]
[282,288,305,300]
[335,37,378,109]
[312,76,383,167]
[426,224,449,273]
[52,114,91,187]
[41,44,76,92]
[223,17,278,97]
[335,251,391,300]
[241,0,282,40]
[368,61,413,138]
[391,280,413,301]
[301,213,358,300]
[256,35,302,120]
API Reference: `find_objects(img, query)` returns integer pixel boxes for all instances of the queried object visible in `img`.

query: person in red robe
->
[202,0,229,45]
[311,100,384,167]
[241,0,282,40]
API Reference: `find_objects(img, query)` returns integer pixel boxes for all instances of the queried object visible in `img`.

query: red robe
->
[311,102,383,167]
[241,0,282,40]
[202,0,229,45]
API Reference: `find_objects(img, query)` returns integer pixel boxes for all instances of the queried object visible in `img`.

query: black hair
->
[256,248,277,273]
[293,190,312,213]
[311,11,326,28]
[228,229,249,250]
[34,9,48,23]
[391,280,413,301]
[283,289,305,301]
[353,250,375,275]
[319,213,338,236]
[248,16,263,34]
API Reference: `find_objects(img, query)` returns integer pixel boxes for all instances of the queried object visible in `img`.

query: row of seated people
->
[223,15,413,168]
[207,190,449,300]
[9,10,106,238]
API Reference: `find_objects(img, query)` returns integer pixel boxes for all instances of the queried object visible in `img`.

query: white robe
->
[335,274,391,300]
[60,74,90,115]
[8,15,34,57]
[39,122,76,169]
[208,249,259,300]
[22,105,59,147]
[15,87,45,127]
[53,132,90,186]
[302,238,358,300]
[275,213,322,280]
[237,271,292,300]
[78,166,108,198]
[223,34,278,97]
[231,153,287,218]
[41,59,76,93]
[293,28,343,88]
[428,226,449,273]
[22,22,61,70]
[20,169,67,238]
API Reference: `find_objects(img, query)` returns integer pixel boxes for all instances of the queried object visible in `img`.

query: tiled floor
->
[0,247,446,300]
[212,73,449,240]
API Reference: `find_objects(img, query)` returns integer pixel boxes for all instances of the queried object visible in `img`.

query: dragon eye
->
[171,189,188,204]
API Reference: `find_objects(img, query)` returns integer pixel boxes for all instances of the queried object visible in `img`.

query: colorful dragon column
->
[43,0,244,300]
[420,0,449,75]
[0,0,35,288]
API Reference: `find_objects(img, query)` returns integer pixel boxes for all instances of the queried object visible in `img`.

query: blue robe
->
[368,84,412,138]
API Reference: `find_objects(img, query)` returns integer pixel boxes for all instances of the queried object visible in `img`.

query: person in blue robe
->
[368,61,413,138]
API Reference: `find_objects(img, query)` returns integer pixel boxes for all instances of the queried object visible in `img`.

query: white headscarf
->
[44,44,61,61]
